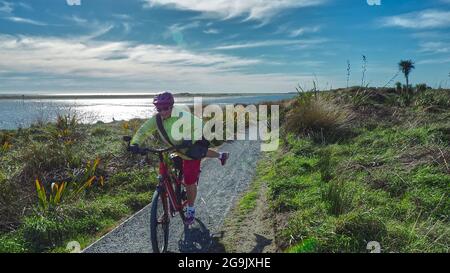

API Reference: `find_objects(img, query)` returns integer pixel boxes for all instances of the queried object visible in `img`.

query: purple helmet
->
[153,92,174,107]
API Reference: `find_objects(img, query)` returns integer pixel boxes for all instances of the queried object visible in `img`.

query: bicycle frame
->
[122,135,188,219]
[157,157,188,216]
[123,136,191,252]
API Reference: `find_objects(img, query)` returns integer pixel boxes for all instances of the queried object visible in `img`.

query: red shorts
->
[182,159,201,185]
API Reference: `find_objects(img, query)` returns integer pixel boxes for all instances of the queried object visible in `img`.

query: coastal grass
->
[0,118,161,253]
[261,88,449,253]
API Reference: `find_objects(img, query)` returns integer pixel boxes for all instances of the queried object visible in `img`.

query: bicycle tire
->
[150,189,169,253]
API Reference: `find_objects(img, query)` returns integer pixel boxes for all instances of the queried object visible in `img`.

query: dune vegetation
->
[0,117,161,252]
[252,86,449,252]
[0,83,449,253]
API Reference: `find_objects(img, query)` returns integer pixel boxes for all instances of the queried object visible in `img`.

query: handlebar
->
[122,136,176,155]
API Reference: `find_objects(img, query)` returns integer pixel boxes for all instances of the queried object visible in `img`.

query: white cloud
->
[203,28,220,34]
[380,9,450,29]
[0,33,324,92]
[66,0,81,6]
[0,1,13,13]
[0,1,32,13]
[417,57,450,64]
[419,41,450,54]
[17,2,32,10]
[169,21,201,33]
[68,15,88,24]
[143,0,327,21]
[63,15,114,40]
[112,14,132,20]
[165,21,201,45]
[3,16,47,26]
[214,39,326,50]
[289,25,321,37]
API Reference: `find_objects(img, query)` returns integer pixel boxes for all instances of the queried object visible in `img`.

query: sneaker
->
[185,208,195,226]
[219,152,229,166]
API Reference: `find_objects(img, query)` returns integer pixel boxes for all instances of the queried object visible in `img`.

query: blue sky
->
[0,0,449,94]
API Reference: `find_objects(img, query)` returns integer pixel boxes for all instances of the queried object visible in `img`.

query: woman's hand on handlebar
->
[129,144,140,154]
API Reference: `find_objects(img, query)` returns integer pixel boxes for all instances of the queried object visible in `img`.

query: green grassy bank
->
[253,87,449,253]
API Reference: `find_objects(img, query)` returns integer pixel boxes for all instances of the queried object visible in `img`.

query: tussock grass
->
[285,93,355,143]
[260,88,450,253]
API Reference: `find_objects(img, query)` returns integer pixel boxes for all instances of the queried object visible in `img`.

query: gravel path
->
[83,138,261,253]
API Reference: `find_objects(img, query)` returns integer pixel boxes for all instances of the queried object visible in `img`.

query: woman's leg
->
[206,149,220,158]
[186,184,197,207]
[206,149,229,165]
[183,159,201,207]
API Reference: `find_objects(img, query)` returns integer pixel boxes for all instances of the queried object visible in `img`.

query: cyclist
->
[130,92,229,225]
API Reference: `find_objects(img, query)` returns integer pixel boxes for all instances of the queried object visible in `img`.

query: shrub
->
[395,82,402,92]
[414,89,450,109]
[0,132,13,154]
[124,192,151,212]
[34,176,101,215]
[46,113,81,143]
[0,177,23,232]
[122,119,142,135]
[21,142,67,178]
[0,132,13,146]
[335,212,387,252]
[285,94,354,143]
[91,126,110,137]
[415,83,428,93]
[324,180,354,216]
[287,237,318,253]
[0,233,27,253]
[22,215,67,252]
[317,148,333,182]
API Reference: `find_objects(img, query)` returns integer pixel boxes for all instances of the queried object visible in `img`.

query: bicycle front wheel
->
[150,189,169,253]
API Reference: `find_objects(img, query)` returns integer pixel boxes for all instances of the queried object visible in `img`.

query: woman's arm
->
[130,116,157,146]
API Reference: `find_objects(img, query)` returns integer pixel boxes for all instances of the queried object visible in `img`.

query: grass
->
[238,191,258,214]
[0,116,163,253]
[1,89,449,253]
[284,91,354,144]
[0,103,267,253]
[258,88,449,253]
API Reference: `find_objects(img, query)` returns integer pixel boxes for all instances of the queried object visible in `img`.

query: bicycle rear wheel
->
[150,189,169,253]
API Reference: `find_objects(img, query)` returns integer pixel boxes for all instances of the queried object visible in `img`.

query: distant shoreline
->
[0,92,296,100]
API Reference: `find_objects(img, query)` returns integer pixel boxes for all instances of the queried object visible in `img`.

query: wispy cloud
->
[112,14,132,20]
[0,1,32,14]
[417,57,450,64]
[64,15,115,40]
[16,2,32,10]
[3,16,47,26]
[0,1,13,13]
[0,34,261,78]
[214,39,326,50]
[380,9,450,29]
[289,25,321,37]
[165,21,201,45]
[67,15,88,24]
[168,21,201,33]
[0,33,321,92]
[143,0,327,21]
[204,28,220,34]
[418,41,450,54]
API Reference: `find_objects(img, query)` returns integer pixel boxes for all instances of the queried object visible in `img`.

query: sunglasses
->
[156,106,172,112]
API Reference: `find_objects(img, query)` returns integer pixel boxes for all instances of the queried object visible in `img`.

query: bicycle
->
[123,136,189,253]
